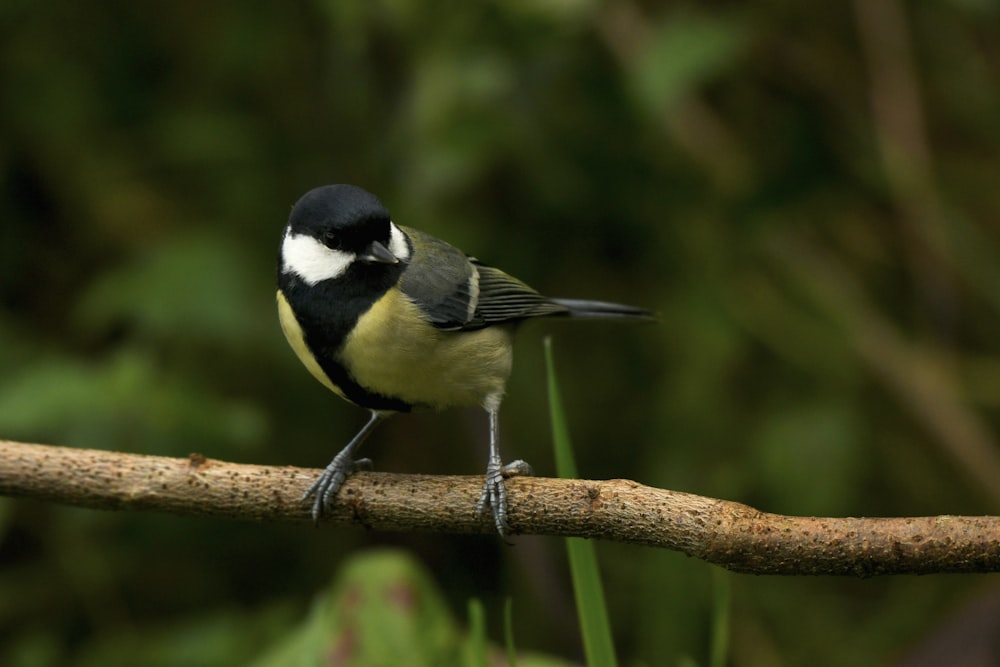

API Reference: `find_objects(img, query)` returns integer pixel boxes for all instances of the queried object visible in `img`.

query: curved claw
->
[302,411,388,524]
[302,456,374,523]
[476,458,534,538]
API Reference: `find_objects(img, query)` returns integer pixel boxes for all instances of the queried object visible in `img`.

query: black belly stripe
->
[313,347,414,412]
[279,266,414,413]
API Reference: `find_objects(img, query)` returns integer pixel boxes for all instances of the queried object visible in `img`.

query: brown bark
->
[1,439,997,576]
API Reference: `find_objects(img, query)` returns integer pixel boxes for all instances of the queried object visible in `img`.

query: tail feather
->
[549,298,655,320]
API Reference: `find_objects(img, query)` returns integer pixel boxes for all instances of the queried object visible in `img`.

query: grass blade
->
[466,598,487,667]
[503,597,517,667]
[709,568,730,667]
[544,337,617,667]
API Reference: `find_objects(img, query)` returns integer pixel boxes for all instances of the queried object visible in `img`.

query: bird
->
[276,184,653,537]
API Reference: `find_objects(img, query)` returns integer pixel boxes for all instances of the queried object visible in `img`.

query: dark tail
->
[550,298,656,321]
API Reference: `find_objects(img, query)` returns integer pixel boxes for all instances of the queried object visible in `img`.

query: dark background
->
[1,1,998,665]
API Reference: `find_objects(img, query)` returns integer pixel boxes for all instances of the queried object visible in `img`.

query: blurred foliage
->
[2,0,1000,665]
[253,550,574,667]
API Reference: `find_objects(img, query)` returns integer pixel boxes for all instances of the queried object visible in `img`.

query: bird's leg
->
[476,402,533,537]
[303,410,388,523]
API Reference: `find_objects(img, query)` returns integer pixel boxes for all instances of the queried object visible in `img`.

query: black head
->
[288,184,392,254]
[280,185,410,287]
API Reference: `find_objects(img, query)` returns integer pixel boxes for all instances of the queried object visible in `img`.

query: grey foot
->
[302,457,373,522]
[475,459,534,538]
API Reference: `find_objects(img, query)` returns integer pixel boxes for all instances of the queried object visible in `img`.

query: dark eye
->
[321,231,342,250]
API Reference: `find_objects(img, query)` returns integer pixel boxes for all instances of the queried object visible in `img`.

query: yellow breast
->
[341,289,514,410]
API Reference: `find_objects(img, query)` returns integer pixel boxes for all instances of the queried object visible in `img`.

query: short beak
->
[361,240,399,265]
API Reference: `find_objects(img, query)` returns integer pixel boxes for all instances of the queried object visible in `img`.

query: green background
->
[2,1,998,664]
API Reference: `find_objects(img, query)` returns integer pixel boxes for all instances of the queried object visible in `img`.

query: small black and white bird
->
[277,184,652,536]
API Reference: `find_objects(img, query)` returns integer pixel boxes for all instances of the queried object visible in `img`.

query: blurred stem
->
[853,0,1000,319]
[853,0,931,189]
[1,440,998,576]
[852,0,948,309]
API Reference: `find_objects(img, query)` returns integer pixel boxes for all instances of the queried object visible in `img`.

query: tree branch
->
[1,440,997,576]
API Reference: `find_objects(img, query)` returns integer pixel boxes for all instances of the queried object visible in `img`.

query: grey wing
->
[397,227,568,331]
[471,263,569,326]
[397,227,479,329]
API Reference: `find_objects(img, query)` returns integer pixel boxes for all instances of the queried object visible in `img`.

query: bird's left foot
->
[302,456,373,523]
[476,459,534,538]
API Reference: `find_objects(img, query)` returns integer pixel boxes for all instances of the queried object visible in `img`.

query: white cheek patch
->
[281,232,355,285]
[389,223,411,262]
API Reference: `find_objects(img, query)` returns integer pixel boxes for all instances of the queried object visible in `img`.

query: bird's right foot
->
[302,457,373,523]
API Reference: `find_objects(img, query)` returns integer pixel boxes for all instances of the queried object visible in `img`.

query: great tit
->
[277,184,652,537]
